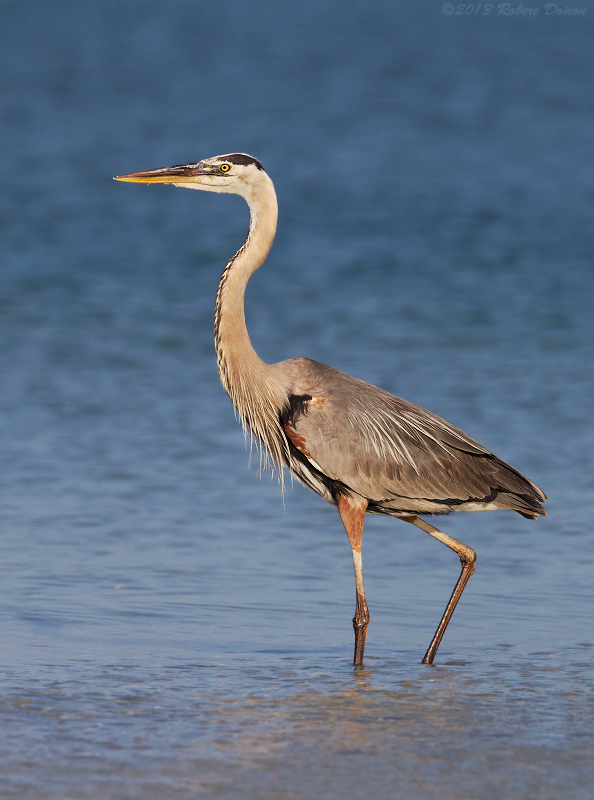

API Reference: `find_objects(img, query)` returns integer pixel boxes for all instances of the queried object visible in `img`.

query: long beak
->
[114,163,207,184]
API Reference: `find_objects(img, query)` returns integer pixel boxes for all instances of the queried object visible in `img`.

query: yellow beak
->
[114,164,206,184]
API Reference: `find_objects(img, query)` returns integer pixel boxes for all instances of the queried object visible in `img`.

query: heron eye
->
[219,164,230,172]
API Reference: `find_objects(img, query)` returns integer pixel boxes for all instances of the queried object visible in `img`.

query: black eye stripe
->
[223,153,264,170]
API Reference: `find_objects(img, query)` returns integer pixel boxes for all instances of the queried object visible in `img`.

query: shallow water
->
[1,1,593,797]
[2,648,594,800]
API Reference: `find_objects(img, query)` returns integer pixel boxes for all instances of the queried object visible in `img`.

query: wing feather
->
[279,359,545,515]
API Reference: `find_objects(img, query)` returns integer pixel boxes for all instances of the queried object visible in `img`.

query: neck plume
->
[213,172,288,473]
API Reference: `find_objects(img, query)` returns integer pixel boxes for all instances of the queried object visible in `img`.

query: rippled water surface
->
[1,1,593,797]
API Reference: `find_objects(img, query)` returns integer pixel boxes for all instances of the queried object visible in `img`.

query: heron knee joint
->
[353,608,370,629]
[353,617,369,632]
[460,547,476,568]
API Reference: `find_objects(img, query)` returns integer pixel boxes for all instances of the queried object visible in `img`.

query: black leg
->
[402,515,476,664]
[352,549,370,667]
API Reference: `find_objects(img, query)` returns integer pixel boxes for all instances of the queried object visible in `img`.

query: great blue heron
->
[115,153,546,667]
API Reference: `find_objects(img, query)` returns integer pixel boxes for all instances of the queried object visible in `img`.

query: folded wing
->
[281,360,546,519]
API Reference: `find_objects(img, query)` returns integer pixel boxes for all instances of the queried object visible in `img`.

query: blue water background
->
[0,1,593,797]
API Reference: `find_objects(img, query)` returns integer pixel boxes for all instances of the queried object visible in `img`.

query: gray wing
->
[279,359,546,518]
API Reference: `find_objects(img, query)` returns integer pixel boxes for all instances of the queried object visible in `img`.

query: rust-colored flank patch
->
[284,425,311,458]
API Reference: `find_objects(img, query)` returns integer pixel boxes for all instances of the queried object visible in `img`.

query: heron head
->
[114,153,265,196]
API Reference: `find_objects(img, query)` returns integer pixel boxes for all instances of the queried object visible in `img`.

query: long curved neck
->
[214,173,277,395]
[214,173,287,469]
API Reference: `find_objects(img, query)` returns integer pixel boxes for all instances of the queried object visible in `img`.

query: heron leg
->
[336,494,369,668]
[402,515,476,665]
